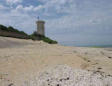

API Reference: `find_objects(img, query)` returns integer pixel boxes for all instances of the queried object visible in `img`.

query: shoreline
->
[59,43,112,48]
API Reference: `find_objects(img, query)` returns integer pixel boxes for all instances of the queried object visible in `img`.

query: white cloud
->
[33,5,43,11]
[0,5,5,9]
[9,0,76,17]
[0,4,9,10]
[16,5,23,10]
[15,5,43,12]
[43,0,75,14]
[6,0,22,5]
[35,0,76,15]
[24,5,34,11]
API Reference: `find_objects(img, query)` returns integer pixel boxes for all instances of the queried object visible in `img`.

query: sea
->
[59,42,112,48]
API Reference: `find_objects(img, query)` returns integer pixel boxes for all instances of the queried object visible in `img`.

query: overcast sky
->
[0,0,112,46]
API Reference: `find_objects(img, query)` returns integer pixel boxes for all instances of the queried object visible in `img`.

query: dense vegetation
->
[0,25,28,36]
[0,24,57,44]
[30,31,57,44]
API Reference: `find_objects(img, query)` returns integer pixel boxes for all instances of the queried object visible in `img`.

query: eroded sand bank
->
[0,37,112,86]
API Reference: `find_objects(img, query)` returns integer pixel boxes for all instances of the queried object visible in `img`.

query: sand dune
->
[0,37,112,86]
[0,37,33,48]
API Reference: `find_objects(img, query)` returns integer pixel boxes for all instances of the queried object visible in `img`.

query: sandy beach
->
[0,37,112,86]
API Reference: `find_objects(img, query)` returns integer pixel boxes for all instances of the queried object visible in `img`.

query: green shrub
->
[7,26,28,35]
[30,31,58,44]
[0,25,28,36]
[0,25,8,31]
[41,36,57,44]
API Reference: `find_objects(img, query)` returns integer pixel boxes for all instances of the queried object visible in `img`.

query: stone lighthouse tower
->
[36,19,45,36]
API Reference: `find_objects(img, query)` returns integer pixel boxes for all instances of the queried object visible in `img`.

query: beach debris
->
[32,65,112,86]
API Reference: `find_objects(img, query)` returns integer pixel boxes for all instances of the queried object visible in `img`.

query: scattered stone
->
[47,79,49,81]
[87,60,91,62]
[8,83,13,86]
[60,79,62,82]
[108,57,112,59]
[33,65,112,86]
[107,75,112,77]
[66,77,69,80]
[98,67,102,70]
[57,84,60,86]
[85,52,88,55]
